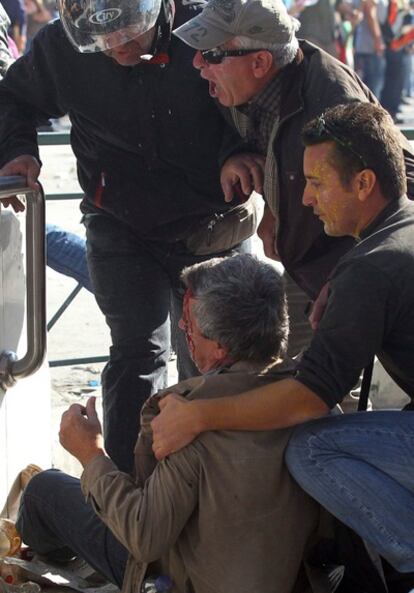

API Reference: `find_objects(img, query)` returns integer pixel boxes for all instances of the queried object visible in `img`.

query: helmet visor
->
[59,0,161,53]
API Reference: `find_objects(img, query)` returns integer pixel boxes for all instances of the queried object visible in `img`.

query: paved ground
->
[398,95,414,127]
[40,142,108,475]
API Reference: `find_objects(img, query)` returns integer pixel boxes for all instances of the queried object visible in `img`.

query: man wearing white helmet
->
[0,0,261,473]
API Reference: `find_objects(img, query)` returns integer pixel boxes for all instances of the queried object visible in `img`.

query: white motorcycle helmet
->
[58,0,162,52]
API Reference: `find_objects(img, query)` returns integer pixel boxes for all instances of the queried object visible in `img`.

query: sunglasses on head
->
[316,114,368,169]
[200,48,263,64]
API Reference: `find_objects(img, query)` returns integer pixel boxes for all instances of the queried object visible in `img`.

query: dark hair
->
[181,254,289,362]
[302,103,406,201]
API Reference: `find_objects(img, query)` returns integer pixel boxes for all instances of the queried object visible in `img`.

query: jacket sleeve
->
[0,23,67,167]
[80,448,200,563]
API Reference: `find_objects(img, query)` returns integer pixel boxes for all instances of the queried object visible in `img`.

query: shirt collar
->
[236,73,281,117]
[251,74,281,112]
[359,195,408,240]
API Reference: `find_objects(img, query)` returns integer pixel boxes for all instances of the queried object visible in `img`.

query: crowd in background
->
[288,0,414,121]
[1,0,414,120]
[1,0,56,56]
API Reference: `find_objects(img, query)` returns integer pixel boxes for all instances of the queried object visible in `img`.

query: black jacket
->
[0,0,243,240]
[274,42,414,297]
[297,196,414,406]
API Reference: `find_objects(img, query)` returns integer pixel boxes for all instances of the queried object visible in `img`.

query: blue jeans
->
[16,469,128,586]
[46,224,92,292]
[285,411,414,572]
[83,213,237,472]
[354,53,385,100]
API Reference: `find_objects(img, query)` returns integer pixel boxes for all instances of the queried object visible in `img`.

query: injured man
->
[16,254,321,593]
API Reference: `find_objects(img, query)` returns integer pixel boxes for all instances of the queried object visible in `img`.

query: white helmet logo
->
[89,8,122,24]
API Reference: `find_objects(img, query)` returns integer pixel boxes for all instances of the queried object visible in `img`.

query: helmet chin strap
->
[139,0,174,64]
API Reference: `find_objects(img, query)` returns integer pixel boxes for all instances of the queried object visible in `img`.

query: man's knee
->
[20,469,56,508]
[286,416,356,491]
[18,470,62,521]
[285,419,334,485]
[16,470,57,543]
[285,425,311,476]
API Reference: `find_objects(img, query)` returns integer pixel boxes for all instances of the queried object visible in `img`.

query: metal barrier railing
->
[0,176,46,389]
[39,131,108,368]
[402,128,414,140]
[38,126,414,369]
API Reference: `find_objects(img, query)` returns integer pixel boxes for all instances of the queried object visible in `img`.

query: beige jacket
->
[81,360,323,593]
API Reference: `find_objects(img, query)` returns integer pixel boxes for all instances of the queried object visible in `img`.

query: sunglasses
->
[316,114,368,169]
[200,48,263,65]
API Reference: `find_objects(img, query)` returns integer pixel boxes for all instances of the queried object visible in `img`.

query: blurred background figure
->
[24,0,55,51]
[353,0,386,98]
[1,0,26,53]
[381,0,414,120]
[0,2,14,74]
[289,0,339,55]
[336,0,363,67]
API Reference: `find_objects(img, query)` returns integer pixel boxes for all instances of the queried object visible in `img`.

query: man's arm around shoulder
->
[151,378,329,460]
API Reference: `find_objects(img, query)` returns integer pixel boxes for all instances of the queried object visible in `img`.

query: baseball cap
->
[173,0,298,50]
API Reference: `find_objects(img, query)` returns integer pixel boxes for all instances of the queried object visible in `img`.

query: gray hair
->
[232,18,300,69]
[181,254,289,362]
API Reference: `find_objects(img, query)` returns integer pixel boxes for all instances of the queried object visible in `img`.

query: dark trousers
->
[16,469,128,586]
[381,48,405,119]
[283,274,314,358]
[354,53,385,100]
[83,213,236,472]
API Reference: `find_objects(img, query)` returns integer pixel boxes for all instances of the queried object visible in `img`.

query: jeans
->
[285,411,414,572]
[83,213,236,472]
[16,469,128,586]
[354,53,385,99]
[403,52,414,98]
[46,224,92,293]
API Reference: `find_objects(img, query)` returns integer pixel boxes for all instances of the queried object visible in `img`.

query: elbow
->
[311,396,330,417]
[294,381,330,423]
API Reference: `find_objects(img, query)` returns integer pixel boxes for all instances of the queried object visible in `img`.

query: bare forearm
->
[193,378,329,432]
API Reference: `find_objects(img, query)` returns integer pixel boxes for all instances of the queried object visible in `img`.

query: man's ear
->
[356,168,377,201]
[252,50,275,79]
[213,342,230,364]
